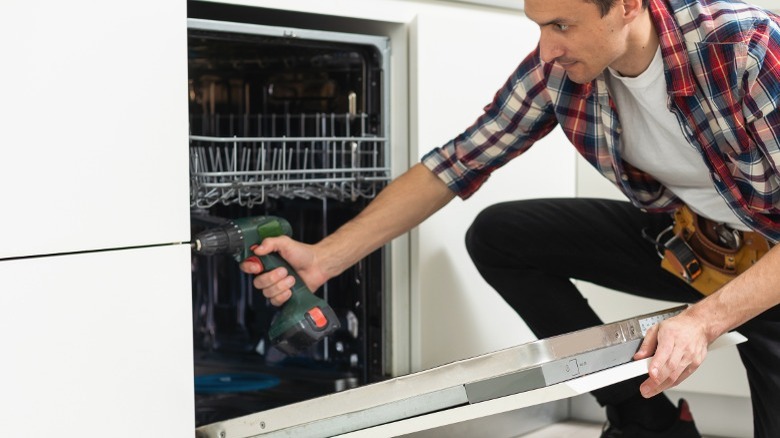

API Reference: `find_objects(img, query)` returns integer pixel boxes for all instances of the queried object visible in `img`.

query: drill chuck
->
[192,223,245,257]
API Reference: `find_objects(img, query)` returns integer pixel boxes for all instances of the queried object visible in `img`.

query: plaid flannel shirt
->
[421,0,780,242]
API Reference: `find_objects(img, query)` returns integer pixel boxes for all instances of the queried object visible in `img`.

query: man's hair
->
[587,0,651,17]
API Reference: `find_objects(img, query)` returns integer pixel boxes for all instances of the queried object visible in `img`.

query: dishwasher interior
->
[186,15,391,426]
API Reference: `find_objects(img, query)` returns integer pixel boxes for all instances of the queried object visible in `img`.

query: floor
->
[518,422,603,438]
[518,421,722,438]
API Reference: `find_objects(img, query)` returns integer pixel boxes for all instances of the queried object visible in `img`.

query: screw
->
[220,432,226,438]
[261,422,266,429]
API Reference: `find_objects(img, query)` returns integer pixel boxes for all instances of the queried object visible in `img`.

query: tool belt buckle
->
[713,223,742,250]
[655,226,702,283]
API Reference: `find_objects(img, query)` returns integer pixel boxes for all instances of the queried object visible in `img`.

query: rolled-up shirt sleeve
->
[421,47,560,199]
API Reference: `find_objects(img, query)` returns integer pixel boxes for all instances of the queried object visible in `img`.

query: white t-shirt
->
[606,47,748,230]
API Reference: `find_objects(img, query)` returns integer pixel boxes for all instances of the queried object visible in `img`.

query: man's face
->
[524,0,630,83]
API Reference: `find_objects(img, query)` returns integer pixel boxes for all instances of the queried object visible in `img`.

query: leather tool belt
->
[656,205,771,296]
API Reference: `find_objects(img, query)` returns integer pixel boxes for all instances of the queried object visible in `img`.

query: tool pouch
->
[659,205,771,296]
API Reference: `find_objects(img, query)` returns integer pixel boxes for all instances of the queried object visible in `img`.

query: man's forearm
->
[687,243,780,341]
[315,163,456,278]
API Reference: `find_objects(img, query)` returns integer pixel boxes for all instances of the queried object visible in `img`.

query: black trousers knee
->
[465,198,780,437]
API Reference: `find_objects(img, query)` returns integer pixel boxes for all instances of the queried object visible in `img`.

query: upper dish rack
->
[189,113,390,208]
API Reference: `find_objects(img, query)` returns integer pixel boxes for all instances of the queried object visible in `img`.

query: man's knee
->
[465,201,535,264]
[466,199,573,267]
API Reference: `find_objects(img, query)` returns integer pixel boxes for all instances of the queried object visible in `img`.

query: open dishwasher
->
[186,16,392,426]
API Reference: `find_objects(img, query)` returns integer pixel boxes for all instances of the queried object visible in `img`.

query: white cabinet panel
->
[0,245,193,437]
[410,10,577,370]
[0,0,190,258]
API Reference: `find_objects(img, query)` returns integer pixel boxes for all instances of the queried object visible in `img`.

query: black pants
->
[465,198,780,437]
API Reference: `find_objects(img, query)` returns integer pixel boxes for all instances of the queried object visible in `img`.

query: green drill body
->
[192,216,340,355]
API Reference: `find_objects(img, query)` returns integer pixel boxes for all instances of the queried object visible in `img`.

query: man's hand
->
[239,235,328,307]
[237,164,455,308]
[632,312,711,398]
[632,245,780,398]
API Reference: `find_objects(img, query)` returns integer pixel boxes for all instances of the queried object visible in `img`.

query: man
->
[242,0,780,436]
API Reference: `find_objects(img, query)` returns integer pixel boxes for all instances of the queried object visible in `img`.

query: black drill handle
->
[256,252,312,297]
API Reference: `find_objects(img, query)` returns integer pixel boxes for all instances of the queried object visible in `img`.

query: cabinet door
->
[0,0,189,258]
[0,245,193,437]
[410,10,577,370]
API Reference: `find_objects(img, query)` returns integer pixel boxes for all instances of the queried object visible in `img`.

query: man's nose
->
[539,33,563,64]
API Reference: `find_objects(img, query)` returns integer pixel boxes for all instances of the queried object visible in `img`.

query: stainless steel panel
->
[196,306,686,438]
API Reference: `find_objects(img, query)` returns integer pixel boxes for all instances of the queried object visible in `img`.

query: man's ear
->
[623,0,644,21]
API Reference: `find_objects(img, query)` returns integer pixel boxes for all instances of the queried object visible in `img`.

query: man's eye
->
[556,24,570,31]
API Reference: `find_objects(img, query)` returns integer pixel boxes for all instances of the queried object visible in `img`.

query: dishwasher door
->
[194,306,745,438]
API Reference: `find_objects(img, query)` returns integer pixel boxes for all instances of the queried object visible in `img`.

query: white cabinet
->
[0,245,194,437]
[0,1,194,436]
[0,0,190,259]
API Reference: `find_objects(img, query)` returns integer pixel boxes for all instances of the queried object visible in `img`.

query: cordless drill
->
[191,216,340,355]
